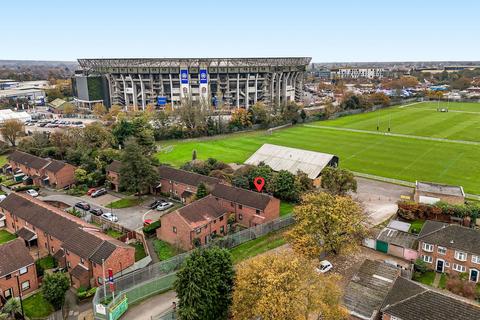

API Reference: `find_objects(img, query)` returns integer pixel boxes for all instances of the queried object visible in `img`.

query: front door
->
[470,269,479,282]
[436,259,444,272]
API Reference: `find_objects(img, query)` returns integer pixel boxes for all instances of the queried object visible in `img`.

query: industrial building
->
[330,67,384,79]
[72,57,311,110]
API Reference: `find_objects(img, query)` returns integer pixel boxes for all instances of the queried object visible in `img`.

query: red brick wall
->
[418,240,480,279]
[91,246,135,286]
[48,165,76,189]
[414,190,465,205]
[158,178,197,203]
[0,264,38,301]
[382,314,392,320]
[107,171,120,192]
[157,212,193,251]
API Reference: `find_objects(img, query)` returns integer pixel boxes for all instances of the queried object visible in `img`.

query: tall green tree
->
[320,167,357,195]
[42,273,70,310]
[174,247,235,320]
[119,137,159,196]
[271,170,300,202]
[196,182,208,199]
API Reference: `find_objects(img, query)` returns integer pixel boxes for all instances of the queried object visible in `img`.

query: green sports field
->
[156,101,480,194]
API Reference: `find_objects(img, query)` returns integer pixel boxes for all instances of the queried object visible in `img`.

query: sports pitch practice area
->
[156,101,480,194]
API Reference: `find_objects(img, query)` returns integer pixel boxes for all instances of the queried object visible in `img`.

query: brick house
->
[0,193,135,288]
[344,259,480,320]
[7,150,76,189]
[155,165,222,203]
[106,160,122,192]
[417,220,480,282]
[414,181,465,205]
[0,239,38,306]
[156,195,230,250]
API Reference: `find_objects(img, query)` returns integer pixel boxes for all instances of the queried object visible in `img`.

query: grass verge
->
[107,197,143,209]
[153,239,178,261]
[230,229,287,263]
[0,229,17,244]
[23,292,55,319]
[130,242,147,262]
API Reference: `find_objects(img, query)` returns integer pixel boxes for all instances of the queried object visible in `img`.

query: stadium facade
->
[72,57,311,109]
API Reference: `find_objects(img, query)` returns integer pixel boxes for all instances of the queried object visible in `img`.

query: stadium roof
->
[78,57,311,70]
[244,144,338,179]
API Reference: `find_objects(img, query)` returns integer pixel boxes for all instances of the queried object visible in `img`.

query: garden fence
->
[92,214,295,319]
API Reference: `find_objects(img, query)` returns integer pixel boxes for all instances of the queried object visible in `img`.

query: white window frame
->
[19,267,27,275]
[455,251,467,262]
[437,246,447,255]
[472,255,480,264]
[422,255,433,264]
[422,243,433,252]
[453,263,466,272]
[21,280,30,291]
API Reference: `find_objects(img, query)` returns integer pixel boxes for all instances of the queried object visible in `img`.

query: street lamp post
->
[15,274,25,319]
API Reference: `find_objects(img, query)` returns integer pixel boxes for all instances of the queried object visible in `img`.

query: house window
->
[239,205,243,210]
[472,255,480,264]
[219,216,224,221]
[66,249,70,256]
[80,258,84,264]
[196,228,201,234]
[5,274,11,280]
[455,251,467,261]
[445,261,450,267]
[4,289,12,298]
[238,214,243,220]
[437,246,447,255]
[172,226,177,234]
[220,226,224,234]
[422,255,432,264]
[67,261,71,268]
[19,267,27,275]
[422,243,433,252]
[213,220,216,224]
[230,202,234,207]
[256,209,260,214]
[453,264,466,272]
[21,281,30,291]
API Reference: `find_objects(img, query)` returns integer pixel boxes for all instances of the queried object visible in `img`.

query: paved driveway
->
[81,193,120,206]
[353,177,412,226]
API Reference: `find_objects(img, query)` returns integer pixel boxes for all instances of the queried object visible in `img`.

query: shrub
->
[143,220,160,236]
[14,185,40,192]
[446,274,476,299]
[414,258,427,274]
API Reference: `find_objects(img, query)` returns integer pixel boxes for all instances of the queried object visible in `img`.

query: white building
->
[0,109,32,124]
[331,67,384,79]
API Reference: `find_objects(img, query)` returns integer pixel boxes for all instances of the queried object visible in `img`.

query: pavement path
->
[122,290,177,320]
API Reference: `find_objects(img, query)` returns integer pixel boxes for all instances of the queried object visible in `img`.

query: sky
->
[1,0,479,62]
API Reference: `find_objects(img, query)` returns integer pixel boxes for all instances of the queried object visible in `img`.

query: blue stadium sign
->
[200,69,208,84]
[180,69,189,84]
[157,96,167,106]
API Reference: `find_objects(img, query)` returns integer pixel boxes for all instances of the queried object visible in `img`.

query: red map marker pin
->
[253,177,265,192]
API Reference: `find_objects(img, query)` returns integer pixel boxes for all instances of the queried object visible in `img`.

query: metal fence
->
[92,214,295,319]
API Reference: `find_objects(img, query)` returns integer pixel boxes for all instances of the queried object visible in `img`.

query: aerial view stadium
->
[156,101,480,194]
[73,57,311,109]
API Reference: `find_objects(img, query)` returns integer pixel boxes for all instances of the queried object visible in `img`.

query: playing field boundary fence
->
[92,214,295,319]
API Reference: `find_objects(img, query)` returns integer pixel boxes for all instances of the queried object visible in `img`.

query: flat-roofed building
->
[414,181,465,205]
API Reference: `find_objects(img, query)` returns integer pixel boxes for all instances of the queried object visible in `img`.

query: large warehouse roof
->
[0,109,31,124]
[78,57,311,70]
[244,144,338,179]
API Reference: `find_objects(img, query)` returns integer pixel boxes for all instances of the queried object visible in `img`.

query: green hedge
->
[143,220,161,236]
[77,287,97,300]
[14,185,40,192]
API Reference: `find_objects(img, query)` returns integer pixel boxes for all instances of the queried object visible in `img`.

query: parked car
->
[87,188,97,196]
[316,260,333,273]
[148,199,165,209]
[91,188,107,198]
[101,212,118,222]
[75,202,91,211]
[156,202,174,211]
[143,219,153,227]
[90,208,103,216]
[26,189,39,197]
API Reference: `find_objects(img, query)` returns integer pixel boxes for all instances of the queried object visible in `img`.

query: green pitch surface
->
[156,102,480,194]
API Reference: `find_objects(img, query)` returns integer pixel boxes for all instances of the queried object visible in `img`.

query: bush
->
[414,258,427,274]
[446,274,476,299]
[14,185,40,192]
[77,287,97,300]
[143,220,160,236]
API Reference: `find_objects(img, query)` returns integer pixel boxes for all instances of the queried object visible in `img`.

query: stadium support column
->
[277,73,283,108]
[254,74,258,104]
[282,72,288,104]
[270,72,276,109]
[245,73,249,109]
[236,73,240,108]
[139,75,146,111]
[130,75,137,111]
[169,74,174,108]
[121,75,129,111]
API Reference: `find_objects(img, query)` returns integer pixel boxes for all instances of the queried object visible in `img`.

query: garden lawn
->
[280,201,295,216]
[36,255,56,270]
[153,239,178,261]
[413,270,436,286]
[106,229,123,238]
[130,242,147,262]
[0,155,7,167]
[156,101,480,194]
[0,229,16,244]
[408,219,426,234]
[23,292,55,319]
[107,197,143,209]
[230,230,286,263]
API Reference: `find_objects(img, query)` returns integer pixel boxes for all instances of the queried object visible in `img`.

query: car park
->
[90,208,103,216]
[91,188,107,198]
[148,199,165,209]
[75,202,91,211]
[101,212,119,222]
[26,189,39,197]
[156,201,174,211]
[87,188,96,196]
[315,260,333,273]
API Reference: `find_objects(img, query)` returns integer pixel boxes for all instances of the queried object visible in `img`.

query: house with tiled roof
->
[106,160,122,192]
[0,193,135,288]
[417,220,480,282]
[6,150,76,189]
[0,239,38,305]
[156,195,230,250]
[344,260,480,320]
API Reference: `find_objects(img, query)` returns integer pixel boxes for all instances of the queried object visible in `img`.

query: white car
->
[26,189,39,197]
[101,212,119,222]
[156,202,174,211]
[316,260,333,273]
